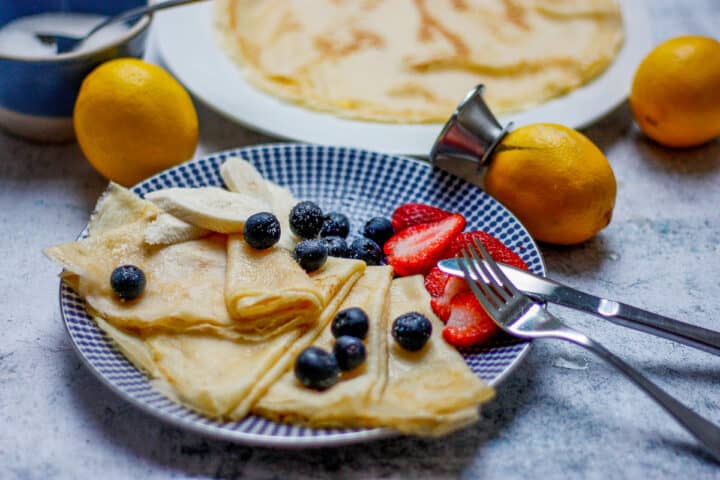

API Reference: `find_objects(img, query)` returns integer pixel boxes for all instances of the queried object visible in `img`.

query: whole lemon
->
[630,35,720,148]
[74,58,199,186]
[484,123,616,245]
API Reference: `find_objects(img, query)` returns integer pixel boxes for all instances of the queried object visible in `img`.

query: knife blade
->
[438,258,720,356]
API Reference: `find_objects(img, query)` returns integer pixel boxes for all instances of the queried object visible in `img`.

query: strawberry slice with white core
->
[384,213,465,276]
[442,291,499,348]
[425,267,468,322]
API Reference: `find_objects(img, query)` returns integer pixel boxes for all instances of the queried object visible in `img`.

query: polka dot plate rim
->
[58,143,545,448]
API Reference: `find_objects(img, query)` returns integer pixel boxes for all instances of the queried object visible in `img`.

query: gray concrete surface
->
[1,1,719,478]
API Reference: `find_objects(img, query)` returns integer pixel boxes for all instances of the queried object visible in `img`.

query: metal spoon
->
[36,0,210,54]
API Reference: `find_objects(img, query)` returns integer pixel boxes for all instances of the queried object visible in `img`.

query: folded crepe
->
[366,275,495,436]
[44,184,325,340]
[45,185,235,333]
[94,316,161,378]
[254,265,393,427]
[86,183,158,238]
[143,257,366,419]
[224,235,324,338]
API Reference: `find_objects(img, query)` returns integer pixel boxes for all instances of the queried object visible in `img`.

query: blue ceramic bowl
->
[0,0,151,142]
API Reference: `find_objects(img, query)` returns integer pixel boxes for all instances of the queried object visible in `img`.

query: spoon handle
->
[86,0,210,38]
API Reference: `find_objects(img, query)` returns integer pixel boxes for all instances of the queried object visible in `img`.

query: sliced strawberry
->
[423,266,449,297]
[384,214,466,276]
[444,231,529,271]
[442,291,499,348]
[425,232,527,322]
[425,267,469,322]
[391,203,453,233]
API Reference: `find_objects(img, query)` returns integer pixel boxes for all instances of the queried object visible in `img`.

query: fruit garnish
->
[425,267,468,322]
[332,307,370,339]
[321,236,350,258]
[145,187,269,234]
[445,231,528,270]
[485,123,616,245]
[423,265,448,298]
[392,312,432,351]
[384,214,465,276]
[442,291,498,348]
[362,217,394,247]
[243,212,281,250]
[292,239,328,272]
[289,201,324,239]
[333,336,367,371]
[110,265,146,301]
[427,231,529,324]
[349,237,383,265]
[320,212,350,238]
[294,347,340,391]
[391,203,452,233]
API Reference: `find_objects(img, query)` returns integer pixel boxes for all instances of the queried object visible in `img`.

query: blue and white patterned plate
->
[59,144,544,447]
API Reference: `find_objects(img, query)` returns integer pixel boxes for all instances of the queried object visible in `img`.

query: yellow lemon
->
[74,58,199,186]
[630,35,720,148]
[484,123,616,245]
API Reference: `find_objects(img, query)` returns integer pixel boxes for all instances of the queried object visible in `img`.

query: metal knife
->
[438,258,720,356]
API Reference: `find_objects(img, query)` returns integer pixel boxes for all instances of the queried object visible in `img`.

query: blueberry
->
[363,217,394,247]
[110,265,146,301]
[293,239,328,272]
[243,212,281,249]
[349,237,383,265]
[289,201,324,239]
[331,307,369,339]
[321,236,350,258]
[333,336,366,371]
[392,312,432,351]
[320,212,350,238]
[294,346,340,390]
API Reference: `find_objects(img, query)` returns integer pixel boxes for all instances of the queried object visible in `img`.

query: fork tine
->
[456,252,499,317]
[471,237,522,296]
[461,248,504,308]
[466,241,512,303]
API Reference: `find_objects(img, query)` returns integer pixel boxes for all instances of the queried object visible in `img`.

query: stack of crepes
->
[215,0,624,122]
[45,157,493,435]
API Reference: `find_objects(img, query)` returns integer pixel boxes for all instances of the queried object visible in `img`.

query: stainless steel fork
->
[458,239,720,461]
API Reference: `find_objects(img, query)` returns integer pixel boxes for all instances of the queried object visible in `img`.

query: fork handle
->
[556,327,720,461]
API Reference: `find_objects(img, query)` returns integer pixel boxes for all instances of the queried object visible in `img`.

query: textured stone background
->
[2,1,719,478]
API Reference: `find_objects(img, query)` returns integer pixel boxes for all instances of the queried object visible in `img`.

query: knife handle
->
[599,301,720,356]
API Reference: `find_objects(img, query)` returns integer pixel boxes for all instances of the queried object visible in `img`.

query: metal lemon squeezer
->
[430,84,512,183]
